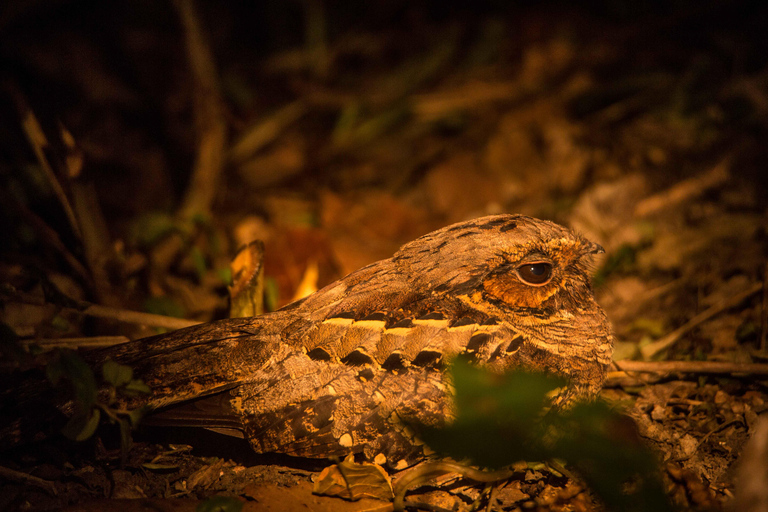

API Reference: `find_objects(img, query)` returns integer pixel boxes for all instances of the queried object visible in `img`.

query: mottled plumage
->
[91,214,614,469]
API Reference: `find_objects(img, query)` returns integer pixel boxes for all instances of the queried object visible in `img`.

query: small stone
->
[650,404,667,421]
[714,390,729,405]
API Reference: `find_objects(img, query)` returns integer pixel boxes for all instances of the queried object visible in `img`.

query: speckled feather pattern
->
[92,214,614,469]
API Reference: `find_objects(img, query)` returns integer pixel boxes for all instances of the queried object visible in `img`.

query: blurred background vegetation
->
[1,1,767,510]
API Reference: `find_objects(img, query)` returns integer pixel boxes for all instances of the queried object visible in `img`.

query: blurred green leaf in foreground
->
[417,360,673,512]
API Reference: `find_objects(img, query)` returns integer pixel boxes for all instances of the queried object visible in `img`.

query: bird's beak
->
[583,241,605,255]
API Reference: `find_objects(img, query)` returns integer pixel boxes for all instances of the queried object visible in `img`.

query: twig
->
[17,104,82,241]
[81,303,200,330]
[670,418,744,463]
[761,262,768,352]
[172,0,228,220]
[393,462,513,512]
[613,360,768,375]
[400,502,454,512]
[634,158,730,218]
[0,465,57,495]
[412,81,519,121]
[22,336,131,349]
[3,285,199,331]
[229,100,306,164]
[640,283,762,359]
[71,180,117,305]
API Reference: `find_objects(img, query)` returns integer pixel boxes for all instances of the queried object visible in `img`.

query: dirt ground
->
[1,1,767,511]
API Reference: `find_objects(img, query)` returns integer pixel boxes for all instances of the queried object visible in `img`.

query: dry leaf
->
[313,454,393,501]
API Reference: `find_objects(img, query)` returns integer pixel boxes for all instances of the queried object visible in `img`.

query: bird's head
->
[395,214,613,400]
[396,214,604,313]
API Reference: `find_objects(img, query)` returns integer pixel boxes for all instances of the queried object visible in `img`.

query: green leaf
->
[127,404,151,427]
[123,379,151,396]
[62,408,101,441]
[451,359,563,424]
[196,496,244,512]
[418,360,562,468]
[102,359,133,387]
[414,361,673,512]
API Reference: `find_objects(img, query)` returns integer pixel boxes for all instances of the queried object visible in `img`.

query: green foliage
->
[196,496,244,512]
[102,359,133,387]
[62,408,101,441]
[46,351,150,452]
[417,360,673,512]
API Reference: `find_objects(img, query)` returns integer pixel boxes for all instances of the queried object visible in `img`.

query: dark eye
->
[516,262,553,285]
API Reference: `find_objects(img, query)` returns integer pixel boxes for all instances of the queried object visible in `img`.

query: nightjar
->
[91,214,614,469]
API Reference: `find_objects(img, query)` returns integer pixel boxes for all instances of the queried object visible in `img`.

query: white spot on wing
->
[353,319,387,329]
[322,317,354,326]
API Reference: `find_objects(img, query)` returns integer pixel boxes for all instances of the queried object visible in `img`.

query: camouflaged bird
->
[90,214,614,469]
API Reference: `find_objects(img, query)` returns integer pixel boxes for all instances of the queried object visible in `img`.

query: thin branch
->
[23,336,131,349]
[0,465,57,495]
[228,100,306,164]
[640,283,762,359]
[634,158,730,218]
[81,303,200,330]
[172,0,228,219]
[761,262,767,352]
[4,286,200,332]
[393,462,513,512]
[613,360,768,375]
[670,418,744,463]
[18,106,82,241]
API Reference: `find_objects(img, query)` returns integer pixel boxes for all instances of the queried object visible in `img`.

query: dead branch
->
[81,303,200,330]
[0,465,57,495]
[640,282,762,359]
[761,262,767,352]
[173,0,228,220]
[634,158,729,218]
[613,359,768,375]
[22,336,131,349]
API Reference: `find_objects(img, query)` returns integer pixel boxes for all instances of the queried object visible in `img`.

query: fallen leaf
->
[313,454,393,501]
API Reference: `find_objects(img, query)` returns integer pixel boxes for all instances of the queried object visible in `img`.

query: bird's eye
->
[516,262,553,286]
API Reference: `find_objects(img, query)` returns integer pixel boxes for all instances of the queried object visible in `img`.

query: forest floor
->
[1,1,767,511]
